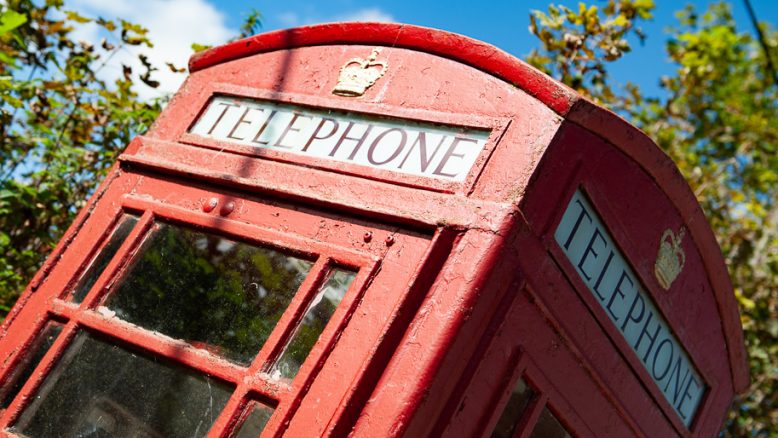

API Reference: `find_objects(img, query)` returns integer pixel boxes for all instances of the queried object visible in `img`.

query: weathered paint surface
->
[0,23,746,438]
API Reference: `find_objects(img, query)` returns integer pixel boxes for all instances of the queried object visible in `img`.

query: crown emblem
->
[654,228,686,290]
[333,48,388,97]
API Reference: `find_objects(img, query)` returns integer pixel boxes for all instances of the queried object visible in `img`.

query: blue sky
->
[70,1,777,100]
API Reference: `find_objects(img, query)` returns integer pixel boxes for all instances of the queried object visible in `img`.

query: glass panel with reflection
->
[0,321,63,408]
[233,401,275,438]
[529,407,572,438]
[12,332,233,438]
[104,222,312,365]
[491,377,536,438]
[269,268,356,380]
[71,214,139,303]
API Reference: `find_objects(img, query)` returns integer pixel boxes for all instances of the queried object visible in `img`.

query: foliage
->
[0,0,164,313]
[528,1,778,435]
[528,0,654,103]
[106,223,312,366]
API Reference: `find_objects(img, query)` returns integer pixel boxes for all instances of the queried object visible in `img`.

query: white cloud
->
[275,7,395,27]
[70,0,235,100]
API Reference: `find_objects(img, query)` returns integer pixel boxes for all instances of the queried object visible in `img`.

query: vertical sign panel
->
[554,189,705,428]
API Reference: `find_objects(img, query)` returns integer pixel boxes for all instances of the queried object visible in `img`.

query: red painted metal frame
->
[0,21,747,438]
[0,171,432,437]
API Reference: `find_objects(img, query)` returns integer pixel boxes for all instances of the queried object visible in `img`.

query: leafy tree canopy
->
[529,1,777,434]
[0,0,164,313]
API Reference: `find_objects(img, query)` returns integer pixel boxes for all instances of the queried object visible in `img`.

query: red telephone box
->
[0,23,747,437]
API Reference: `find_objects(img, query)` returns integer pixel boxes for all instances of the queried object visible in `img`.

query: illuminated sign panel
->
[190,96,490,182]
[555,190,705,428]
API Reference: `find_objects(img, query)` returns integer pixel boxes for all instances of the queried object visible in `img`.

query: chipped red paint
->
[0,22,746,438]
[188,23,579,116]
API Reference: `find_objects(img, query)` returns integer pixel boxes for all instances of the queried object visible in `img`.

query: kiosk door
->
[0,171,432,437]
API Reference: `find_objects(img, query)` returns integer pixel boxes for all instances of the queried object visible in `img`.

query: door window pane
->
[12,332,233,438]
[104,223,312,365]
[233,401,275,438]
[528,407,572,438]
[71,214,139,303]
[491,378,535,438]
[0,321,63,408]
[269,268,355,380]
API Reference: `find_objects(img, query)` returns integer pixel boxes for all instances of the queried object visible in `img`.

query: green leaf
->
[191,42,212,53]
[0,10,27,36]
[64,10,91,24]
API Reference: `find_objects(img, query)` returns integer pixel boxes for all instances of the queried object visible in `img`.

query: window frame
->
[0,170,429,437]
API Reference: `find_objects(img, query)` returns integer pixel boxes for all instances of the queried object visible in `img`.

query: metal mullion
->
[0,210,152,426]
[206,384,252,438]
[79,210,155,310]
[48,299,78,319]
[475,351,528,438]
[121,194,376,265]
[263,259,379,438]
[514,393,549,438]
[57,210,126,301]
[205,382,283,438]
[72,309,245,385]
[0,319,80,427]
[121,195,321,257]
[247,256,331,376]
[284,260,378,395]
[205,258,330,438]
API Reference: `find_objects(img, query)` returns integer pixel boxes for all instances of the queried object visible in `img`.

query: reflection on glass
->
[13,332,233,438]
[269,268,356,380]
[105,223,312,365]
[0,322,63,408]
[233,402,275,438]
[529,407,572,438]
[491,378,535,438]
[72,214,139,303]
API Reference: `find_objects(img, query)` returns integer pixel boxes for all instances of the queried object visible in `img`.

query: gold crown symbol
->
[333,48,388,97]
[654,228,686,290]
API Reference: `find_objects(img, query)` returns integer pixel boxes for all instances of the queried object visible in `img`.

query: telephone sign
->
[556,190,703,426]
[190,96,490,181]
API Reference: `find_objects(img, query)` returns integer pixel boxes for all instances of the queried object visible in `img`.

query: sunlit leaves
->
[0,9,27,36]
[0,1,163,314]
[527,0,654,101]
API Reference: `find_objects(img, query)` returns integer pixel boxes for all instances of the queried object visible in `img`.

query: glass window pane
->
[0,321,63,408]
[105,223,312,365]
[529,407,572,438]
[491,378,535,438]
[13,332,233,438]
[233,402,275,438]
[72,214,139,303]
[269,268,355,380]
